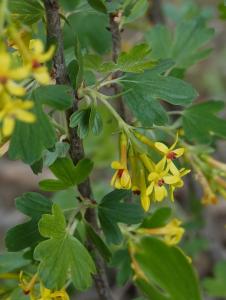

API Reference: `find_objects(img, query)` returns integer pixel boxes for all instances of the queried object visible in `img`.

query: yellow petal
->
[148,172,159,182]
[3,117,15,136]
[6,80,26,96]
[20,100,34,110]
[141,195,150,211]
[163,175,180,185]
[169,162,180,175]
[111,161,123,170]
[146,181,154,196]
[155,142,169,154]
[29,39,44,54]
[115,177,123,189]
[180,168,191,177]
[173,148,185,157]
[156,156,166,172]
[14,110,36,123]
[120,169,131,189]
[9,65,30,80]
[0,52,10,73]
[154,185,167,202]
[38,45,55,63]
[33,66,51,85]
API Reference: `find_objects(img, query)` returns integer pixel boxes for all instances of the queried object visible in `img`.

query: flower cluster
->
[0,35,54,140]
[111,131,190,211]
[137,218,185,245]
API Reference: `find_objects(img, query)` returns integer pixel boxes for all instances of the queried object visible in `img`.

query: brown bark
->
[43,1,113,299]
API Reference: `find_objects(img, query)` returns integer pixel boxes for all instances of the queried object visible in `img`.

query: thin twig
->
[43,1,113,299]
[108,3,131,124]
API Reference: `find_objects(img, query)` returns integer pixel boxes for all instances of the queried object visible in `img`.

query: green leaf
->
[90,107,103,136]
[34,85,73,110]
[140,207,172,229]
[8,0,44,25]
[63,10,112,54]
[145,18,214,68]
[34,204,96,290]
[85,223,112,262]
[203,260,226,297]
[44,142,70,167]
[123,0,149,24]
[5,193,52,251]
[117,44,155,73]
[8,95,57,165]
[0,251,30,273]
[59,0,81,11]
[133,237,202,300]
[39,157,93,191]
[98,190,144,244]
[84,54,115,73]
[122,59,197,126]
[87,0,107,14]
[39,179,71,192]
[182,101,226,144]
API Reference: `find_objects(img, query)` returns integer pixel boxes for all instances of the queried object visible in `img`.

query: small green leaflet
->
[87,0,107,14]
[8,0,44,25]
[122,59,197,127]
[182,101,226,144]
[63,9,112,54]
[5,193,52,251]
[34,85,73,110]
[117,44,155,73]
[98,190,144,244]
[84,44,155,74]
[133,237,202,300]
[203,260,226,297]
[0,251,30,273]
[34,204,96,290]
[122,0,149,25]
[8,94,56,165]
[39,157,93,191]
[70,107,103,138]
[145,17,214,69]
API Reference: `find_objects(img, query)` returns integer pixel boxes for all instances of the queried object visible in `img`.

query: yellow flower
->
[0,51,29,96]
[139,167,150,211]
[111,133,132,189]
[0,93,36,136]
[154,132,184,170]
[28,39,55,85]
[111,161,132,189]
[146,157,180,202]
[169,163,191,201]
[39,285,69,300]
[138,218,185,245]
